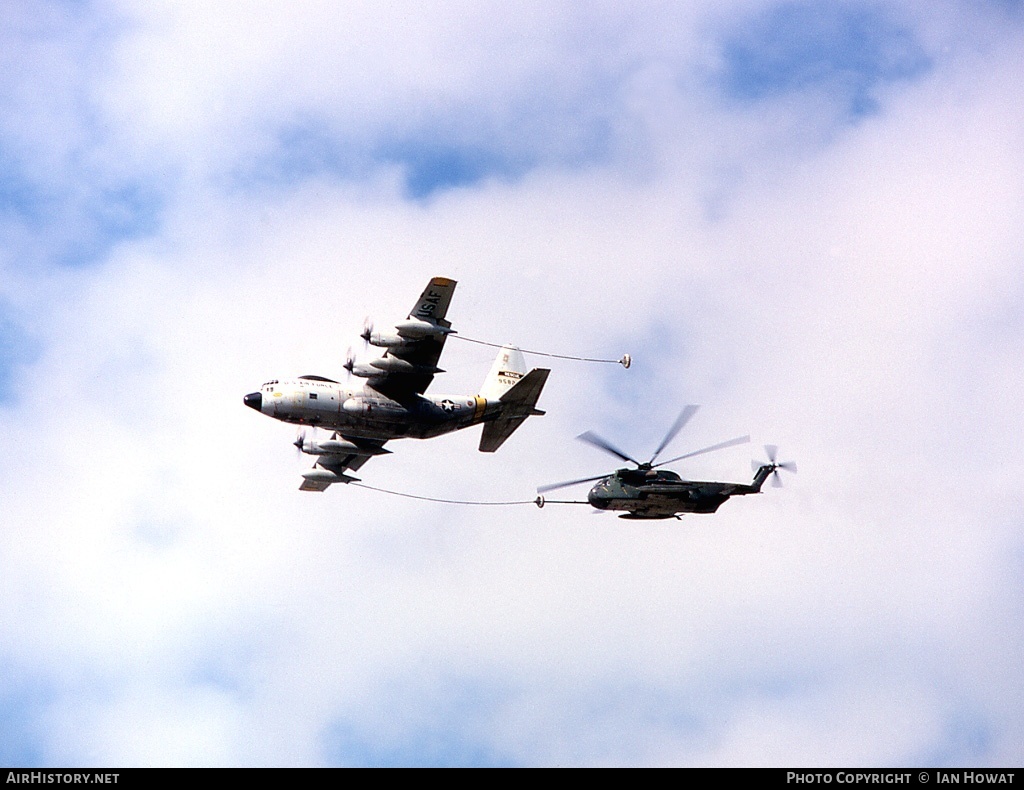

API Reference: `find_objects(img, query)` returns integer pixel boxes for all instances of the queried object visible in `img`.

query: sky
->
[1,0,1022,768]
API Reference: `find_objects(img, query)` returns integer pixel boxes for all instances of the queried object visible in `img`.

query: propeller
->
[360,317,374,349]
[343,346,356,379]
[753,444,798,487]
[294,428,310,457]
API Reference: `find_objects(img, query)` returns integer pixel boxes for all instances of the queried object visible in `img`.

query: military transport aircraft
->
[535,406,795,519]
[243,277,550,491]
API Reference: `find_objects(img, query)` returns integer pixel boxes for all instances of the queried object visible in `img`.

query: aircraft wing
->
[368,277,456,401]
[299,437,386,491]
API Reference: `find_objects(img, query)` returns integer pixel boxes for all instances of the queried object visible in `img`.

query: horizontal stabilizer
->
[479,368,550,453]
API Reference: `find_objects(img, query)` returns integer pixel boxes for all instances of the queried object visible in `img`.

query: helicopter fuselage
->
[586,466,770,519]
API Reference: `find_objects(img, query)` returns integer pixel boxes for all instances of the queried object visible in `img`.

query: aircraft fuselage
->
[243,376,502,441]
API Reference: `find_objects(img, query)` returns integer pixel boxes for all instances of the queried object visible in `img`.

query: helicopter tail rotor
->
[753,445,797,487]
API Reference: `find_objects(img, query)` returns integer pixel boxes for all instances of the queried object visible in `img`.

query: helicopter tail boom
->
[750,464,776,492]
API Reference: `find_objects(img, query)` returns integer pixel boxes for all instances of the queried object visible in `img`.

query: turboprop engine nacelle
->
[300,437,392,457]
[364,331,407,348]
[301,468,358,485]
[344,360,381,378]
[321,439,390,456]
[368,356,443,375]
[394,319,455,338]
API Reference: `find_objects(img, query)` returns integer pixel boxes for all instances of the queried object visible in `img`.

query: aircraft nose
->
[243,391,262,412]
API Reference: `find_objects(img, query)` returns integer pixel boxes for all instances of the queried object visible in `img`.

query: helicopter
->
[535,405,796,519]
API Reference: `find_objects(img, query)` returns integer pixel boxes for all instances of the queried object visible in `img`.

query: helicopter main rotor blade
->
[576,431,641,466]
[654,434,752,467]
[649,404,699,465]
[537,473,610,494]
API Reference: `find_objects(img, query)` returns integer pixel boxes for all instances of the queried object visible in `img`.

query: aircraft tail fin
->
[750,464,775,493]
[407,276,456,329]
[479,367,550,453]
[479,345,528,400]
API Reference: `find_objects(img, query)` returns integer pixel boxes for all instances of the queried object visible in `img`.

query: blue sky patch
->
[241,120,542,201]
[911,708,993,767]
[0,666,50,767]
[1,139,164,269]
[718,2,931,118]
[0,153,48,224]
[242,96,613,201]
[377,139,527,199]
[53,181,164,268]
[325,677,516,767]
[88,183,162,243]
[252,119,363,184]
[328,724,510,768]
[324,675,721,767]
[0,309,39,404]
